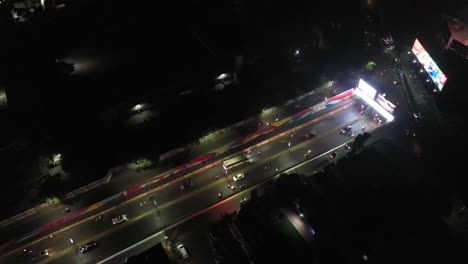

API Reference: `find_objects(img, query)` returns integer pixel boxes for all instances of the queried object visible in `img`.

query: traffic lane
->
[49,175,246,263]
[7,111,356,264]
[225,119,377,193]
[260,83,346,126]
[100,128,368,264]
[246,105,363,164]
[103,184,255,264]
[166,195,247,264]
[100,123,385,264]
[289,122,389,178]
[40,143,308,264]
[0,96,354,254]
[37,169,243,263]
[1,98,354,256]
[152,106,365,205]
[47,117,377,264]
[3,162,224,261]
[3,103,362,262]
[191,84,345,157]
[25,105,362,255]
[6,191,166,263]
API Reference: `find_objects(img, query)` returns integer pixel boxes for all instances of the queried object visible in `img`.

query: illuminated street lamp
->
[216,73,228,80]
[133,104,143,111]
[53,154,62,165]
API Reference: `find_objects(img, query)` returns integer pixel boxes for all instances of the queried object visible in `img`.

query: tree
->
[39,173,66,199]
[365,61,376,71]
[271,173,304,202]
[351,132,371,154]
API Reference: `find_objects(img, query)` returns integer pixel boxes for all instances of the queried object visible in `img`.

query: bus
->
[222,154,249,172]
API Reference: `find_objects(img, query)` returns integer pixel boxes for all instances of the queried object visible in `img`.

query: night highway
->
[2,101,381,264]
[2,1,467,263]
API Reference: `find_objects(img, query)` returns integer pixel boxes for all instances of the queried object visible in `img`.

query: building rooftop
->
[448,19,468,46]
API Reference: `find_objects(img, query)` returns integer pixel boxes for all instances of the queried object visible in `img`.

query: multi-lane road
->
[2,100,381,264]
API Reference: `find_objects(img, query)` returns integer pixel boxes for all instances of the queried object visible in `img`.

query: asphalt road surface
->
[2,102,380,264]
[99,113,393,264]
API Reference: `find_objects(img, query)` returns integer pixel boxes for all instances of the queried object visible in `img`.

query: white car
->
[112,215,128,225]
[233,173,245,182]
[177,244,189,259]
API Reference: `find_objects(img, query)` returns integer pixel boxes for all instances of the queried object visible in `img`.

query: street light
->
[53,154,62,165]
[217,73,227,80]
[133,104,143,111]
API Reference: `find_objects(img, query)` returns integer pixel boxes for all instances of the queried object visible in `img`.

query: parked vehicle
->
[177,244,189,259]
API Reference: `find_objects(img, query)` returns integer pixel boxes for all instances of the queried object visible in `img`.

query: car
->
[177,244,189,259]
[39,249,49,257]
[305,131,317,139]
[340,126,352,134]
[329,152,337,159]
[412,112,423,126]
[20,248,32,257]
[79,241,97,253]
[112,215,128,225]
[232,173,245,182]
[180,181,194,190]
[297,207,305,218]
[344,144,351,151]
[32,249,50,261]
[239,184,245,190]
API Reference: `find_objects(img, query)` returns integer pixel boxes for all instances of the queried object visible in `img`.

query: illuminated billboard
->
[357,79,377,100]
[411,39,448,91]
[354,89,394,122]
[376,94,396,114]
[354,79,394,122]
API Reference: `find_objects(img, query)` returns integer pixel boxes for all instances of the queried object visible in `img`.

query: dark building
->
[0,87,7,110]
[443,18,468,59]
[2,0,68,23]
[124,243,170,264]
